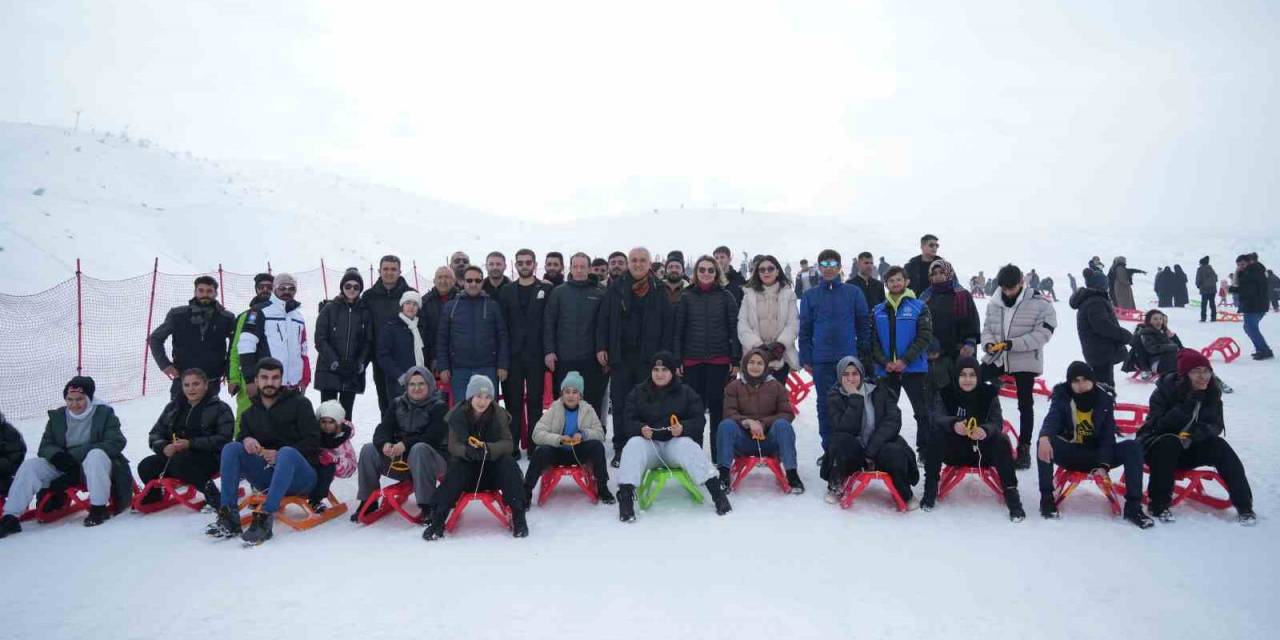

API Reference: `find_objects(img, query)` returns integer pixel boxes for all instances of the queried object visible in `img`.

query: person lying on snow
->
[614,351,732,522]
[1035,362,1154,529]
[714,348,804,494]
[309,399,355,512]
[206,358,322,545]
[920,357,1025,521]
[137,368,234,508]
[1137,349,1256,525]
[1,376,131,538]
[820,356,919,507]
[523,371,615,507]
[423,375,527,540]
[353,366,449,524]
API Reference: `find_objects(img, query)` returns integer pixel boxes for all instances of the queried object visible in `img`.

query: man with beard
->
[228,273,274,428]
[661,250,689,306]
[543,251,565,287]
[237,273,310,393]
[591,258,609,284]
[497,249,553,458]
[607,251,628,283]
[449,251,471,283]
[483,251,512,297]
[149,275,235,399]
[847,251,886,310]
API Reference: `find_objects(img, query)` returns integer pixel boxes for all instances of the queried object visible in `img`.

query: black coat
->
[1123,324,1183,373]
[0,416,26,480]
[1138,373,1224,449]
[497,280,554,367]
[1040,383,1117,461]
[376,317,431,387]
[1172,266,1190,306]
[847,274,887,310]
[314,297,374,393]
[1231,262,1270,313]
[921,285,980,357]
[421,289,456,368]
[373,392,450,456]
[673,284,741,362]
[723,267,747,304]
[930,382,1003,439]
[622,380,707,445]
[1070,287,1132,366]
[826,383,902,458]
[904,255,937,296]
[147,395,235,455]
[360,277,415,342]
[237,390,322,465]
[148,299,236,380]
[596,273,672,364]
[544,278,606,362]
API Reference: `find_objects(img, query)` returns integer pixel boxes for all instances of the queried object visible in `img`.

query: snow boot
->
[423,509,448,540]
[201,480,221,510]
[786,469,805,495]
[1150,505,1175,523]
[417,504,434,525]
[350,498,379,523]
[1015,443,1031,470]
[824,475,845,505]
[1039,495,1060,519]
[83,505,110,527]
[611,450,622,469]
[1123,501,1155,529]
[1238,510,1258,526]
[597,484,616,505]
[511,509,529,538]
[1005,489,1025,522]
[706,479,732,516]
[206,505,243,538]
[717,466,732,493]
[0,514,21,538]
[241,512,274,545]
[617,484,636,523]
[307,499,328,514]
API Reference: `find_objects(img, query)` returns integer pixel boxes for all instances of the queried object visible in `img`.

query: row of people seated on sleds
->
[0,345,1257,544]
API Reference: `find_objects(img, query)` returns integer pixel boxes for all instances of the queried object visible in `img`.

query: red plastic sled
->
[1215,311,1243,323]
[21,481,137,524]
[1052,468,1121,515]
[538,465,598,506]
[132,475,244,514]
[445,490,512,533]
[1200,337,1242,364]
[838,471,907,511]
[357,480,421,525]
[730,455,791,494]
[1113,403,1149,436]
[787,371,814,406]
[1114,307,1146,322]
[998,376,1051,400]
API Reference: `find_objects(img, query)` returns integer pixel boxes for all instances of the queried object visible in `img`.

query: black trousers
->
[924,430,1017,497]
[1086,361,1116,387]
[432,457,526,512]
[552,358,608,423]
[881,372,930,452]
[1036,439,1143,502]
[523,441,610,490]
[1200,293,1217,321]
[137,450,220,487]
[502,360,547,451]
[1144,435,1252,512]
[824,433,915,501]
[372,361,392,415]
[682,363,731,461]
[981,365,1036,447]
[320,390,357,423]
[609,358,650,453]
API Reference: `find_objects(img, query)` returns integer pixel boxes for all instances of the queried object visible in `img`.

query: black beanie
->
[956,356,981,377]
[996,264,1023,289]
[649,350,677,371]
[64,376,96,400]
[253,272,274,286]
[1066,361,1095,383]
[1199,256,1209,265]
[665,251,685,267]
[340,268,364,290]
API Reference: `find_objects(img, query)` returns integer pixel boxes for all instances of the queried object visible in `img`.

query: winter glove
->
[48,450,81,483]
[764,342,787,364]
[463,446,486,462]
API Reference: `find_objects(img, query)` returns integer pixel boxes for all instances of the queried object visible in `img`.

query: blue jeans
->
[1243,313,1272,354]
[812,363,837,452]
[715,418,798,470]
[449,367,498,405]
[219,442,317,513]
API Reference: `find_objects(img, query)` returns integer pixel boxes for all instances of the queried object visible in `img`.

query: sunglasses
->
[819,260,840,268]
[464,278,484,284]
[757,266,777,273]
[342,283,361,291]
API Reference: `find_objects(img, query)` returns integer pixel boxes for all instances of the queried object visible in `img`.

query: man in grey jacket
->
[544,253,607,419]
[980,264,1057,469]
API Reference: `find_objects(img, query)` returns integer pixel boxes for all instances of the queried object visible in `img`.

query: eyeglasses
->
[696,267,717,274]
[464,278,483,284]
[819,260,840,268]
[757,266,777,274]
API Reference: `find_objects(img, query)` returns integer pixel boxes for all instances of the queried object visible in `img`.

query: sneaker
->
[241,512,274,545]
[0,514,22,539]
[351,498,379,523]
[1238,510,1258,526]
[610,450,622,469]
[824,476,845,505]
[785,469,805,495]
[617,484,636,523]
[1039,495,1060,519]
[597,485,616,505]
[308,499,328,514]
[920,488,937,512]
[1015,444,1031,470]
[717,467,732,493]
[206,505,243,538]
[1124,502,1155,529]
[511,509,529,538]
[1150,506,1176,523]
[1005,489,1025,523]
[83,505,111,527]
[706,479,732,516]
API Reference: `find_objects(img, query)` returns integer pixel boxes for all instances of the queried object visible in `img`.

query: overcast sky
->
[2,0,1276,226]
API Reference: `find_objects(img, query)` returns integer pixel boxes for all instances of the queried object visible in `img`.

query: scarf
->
[697,281,714,292]
[930,281,970,318]
[631,275,651,298]
[400,313,425,369]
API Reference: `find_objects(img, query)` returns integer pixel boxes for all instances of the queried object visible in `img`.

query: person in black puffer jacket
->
[1229,253,1273,359]
[1123,309,1183,377]
[1070,271,1131,387]
[0,412,27,498]
[147,275,236,400]
[378,290,432,401]
[821,356,918,505]
[544,253,607,418]
[315,268,373,421]
[361,256,417,414]
[136,368,235,507]
[353,367,449,522]
[673,256,741,461]
[1137,349,1255,524]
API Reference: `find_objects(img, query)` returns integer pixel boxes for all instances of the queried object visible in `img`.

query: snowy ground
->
[0,297,1275,640]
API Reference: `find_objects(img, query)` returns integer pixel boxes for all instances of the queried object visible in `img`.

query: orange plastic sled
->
[238,491,347,530]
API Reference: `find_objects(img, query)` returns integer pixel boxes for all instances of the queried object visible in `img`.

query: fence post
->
[369,264,374,287]
[141,257,159,396]
[320,258,330,300]
[75,258,83,375]
[217,263,225,307]
[267,261,273,276]
[412,260,420,290]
